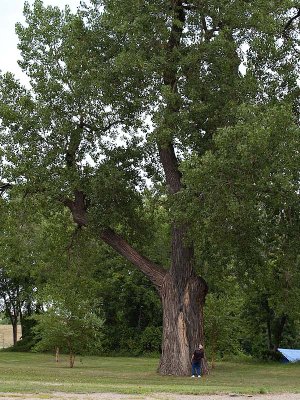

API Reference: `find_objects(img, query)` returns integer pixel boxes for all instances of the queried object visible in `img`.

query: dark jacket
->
[192,349,204,363]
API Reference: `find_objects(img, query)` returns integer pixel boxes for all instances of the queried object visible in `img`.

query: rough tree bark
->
[159,272,207,375]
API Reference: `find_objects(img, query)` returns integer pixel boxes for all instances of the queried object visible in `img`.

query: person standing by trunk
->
[191,344,204,377]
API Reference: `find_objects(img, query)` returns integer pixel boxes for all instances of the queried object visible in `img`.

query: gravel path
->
[0,393,300,400]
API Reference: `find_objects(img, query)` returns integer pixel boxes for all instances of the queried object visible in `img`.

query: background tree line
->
[0,188,299,362]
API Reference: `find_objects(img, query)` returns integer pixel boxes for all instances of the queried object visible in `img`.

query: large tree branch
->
[62,190,88,227]
[101,228,166,291]
[65,117,83,168]
[81,118,122,134]
[62,190,166,291]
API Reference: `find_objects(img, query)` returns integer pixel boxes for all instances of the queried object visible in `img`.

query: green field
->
[0,352,299,395]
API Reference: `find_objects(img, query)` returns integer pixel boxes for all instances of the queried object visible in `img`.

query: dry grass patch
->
[0,325,22,349]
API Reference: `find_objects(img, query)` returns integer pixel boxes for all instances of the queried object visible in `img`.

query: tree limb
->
[201,16,221,41]
[283,8,300,34]
[62,190,88,227]
[158,143,182,194]
[66,117,83,168]
[62,191,166,291]
[81,119,122,134]
[100,228,166,291]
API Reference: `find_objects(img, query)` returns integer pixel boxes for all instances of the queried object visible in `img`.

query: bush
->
[140,326,162,354]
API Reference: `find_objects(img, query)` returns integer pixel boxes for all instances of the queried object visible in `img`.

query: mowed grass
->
[0,352,299,395]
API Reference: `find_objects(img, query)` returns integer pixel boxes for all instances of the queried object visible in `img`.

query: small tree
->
[0,268,36,346]
[204,281,246,367]
[32,284,103,368]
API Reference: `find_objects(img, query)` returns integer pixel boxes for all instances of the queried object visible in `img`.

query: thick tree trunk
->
[159,273,207,375]
[155,1,209,375]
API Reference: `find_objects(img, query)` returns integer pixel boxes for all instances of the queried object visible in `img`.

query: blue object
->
[278,348,300,363]
[191,361,201,376]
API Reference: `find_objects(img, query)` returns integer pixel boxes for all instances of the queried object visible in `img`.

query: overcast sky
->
[0,0,81,82]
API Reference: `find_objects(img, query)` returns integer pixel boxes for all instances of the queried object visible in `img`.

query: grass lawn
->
[0,352,299,395]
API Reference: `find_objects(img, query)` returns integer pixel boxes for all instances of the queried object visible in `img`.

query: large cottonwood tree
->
[0,0,299,375]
